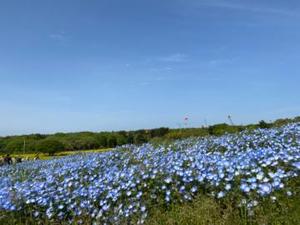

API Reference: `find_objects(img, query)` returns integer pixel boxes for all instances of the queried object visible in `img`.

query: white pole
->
[23,138,26,155]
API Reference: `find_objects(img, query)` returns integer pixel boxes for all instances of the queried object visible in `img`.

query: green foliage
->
[294,116,300,122]
[273,118,293,127]
[115,133,128,146]
[258,120,272,129]
[0,116,299,154]
[96,135,107,148]
[208,123,243,136]
[4,139,24,153]
[35,139,64,156]
[144,178,300,225]
[165,128,209,140]
[134,132,147,144]
[149,127,169,138]
[107,135,117,148]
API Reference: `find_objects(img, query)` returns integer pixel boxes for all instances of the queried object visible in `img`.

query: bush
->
[208,123,240,136]
[35,139,64,156]
[258,120,272,129]
[4,139,24,154]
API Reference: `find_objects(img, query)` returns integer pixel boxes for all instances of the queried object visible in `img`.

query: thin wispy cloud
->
[139,81,151,86]
[208,57,237,66]
[158,53,189,63]
[150,67,173,72]
[49,32,67,41]
[199,0,298,17]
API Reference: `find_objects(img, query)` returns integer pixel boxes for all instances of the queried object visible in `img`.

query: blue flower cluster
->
[0,123,300,224]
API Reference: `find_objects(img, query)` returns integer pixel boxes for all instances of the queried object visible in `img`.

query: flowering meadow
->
[1,123,300,225]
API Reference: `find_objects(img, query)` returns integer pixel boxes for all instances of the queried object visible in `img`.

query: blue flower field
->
[1,123,300,225]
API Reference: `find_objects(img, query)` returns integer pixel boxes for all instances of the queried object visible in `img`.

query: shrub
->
[4,139,24,154]
[258,120,272,129]
[35,139,64,156]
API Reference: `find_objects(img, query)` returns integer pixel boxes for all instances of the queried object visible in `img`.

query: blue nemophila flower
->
[292,162,300,169]
[191,186,198,193]
[259,183,272,196]
[256,172,264,181]
[217,191,225,199]
[0,123,299,224]
[225,184,231,191]
[240,183,250,193]
[164,177,172,184]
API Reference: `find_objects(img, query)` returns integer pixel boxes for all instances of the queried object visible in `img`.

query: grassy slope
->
[145,185,300,225]
[8,148,111,160]
[2,128,300,224]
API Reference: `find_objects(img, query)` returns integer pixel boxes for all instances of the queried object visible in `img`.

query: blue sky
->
[0,0,300,135]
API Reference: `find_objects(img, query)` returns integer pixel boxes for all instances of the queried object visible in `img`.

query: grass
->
[145,179,300,225]
[145,196,300,225]
[4,148,111,160]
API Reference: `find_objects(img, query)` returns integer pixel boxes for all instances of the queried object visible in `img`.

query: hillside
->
[1,122,300,224]
[1,116,299,156]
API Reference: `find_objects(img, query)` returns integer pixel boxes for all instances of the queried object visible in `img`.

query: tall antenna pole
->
[228,115,234,126]
[184,116,189,128]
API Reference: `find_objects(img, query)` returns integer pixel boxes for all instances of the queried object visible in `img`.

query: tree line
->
[0,116,299,155]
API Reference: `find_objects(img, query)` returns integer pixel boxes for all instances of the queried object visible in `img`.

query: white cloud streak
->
[158,53,188,63]
[198,0,298,17]
[49,32,67,41]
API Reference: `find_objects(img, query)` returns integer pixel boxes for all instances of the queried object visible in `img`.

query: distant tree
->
[5,139,24,153]
[35,139,64,156]
[26,134,46,140]
[0,116,297,154]
[127,133,134,144]
[96,134,107,148]
[258,120,271,129]
[0,139,4,153]
[208,123,240,136]
[273,118,292,127]
[78,136,99,150]
[165,131,184,140]
[117,131,127,137]
[208,123,227,136]
[150,127,169,138]
[24,140,38,152]
[294,116,300,122]
[107,135,117,148]
[116,134,127,146]
[134,133,147,144]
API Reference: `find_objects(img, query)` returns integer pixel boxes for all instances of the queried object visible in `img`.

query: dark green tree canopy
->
[35,139,64,156]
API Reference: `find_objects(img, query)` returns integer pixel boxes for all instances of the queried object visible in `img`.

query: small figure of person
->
[4,154,12,165]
